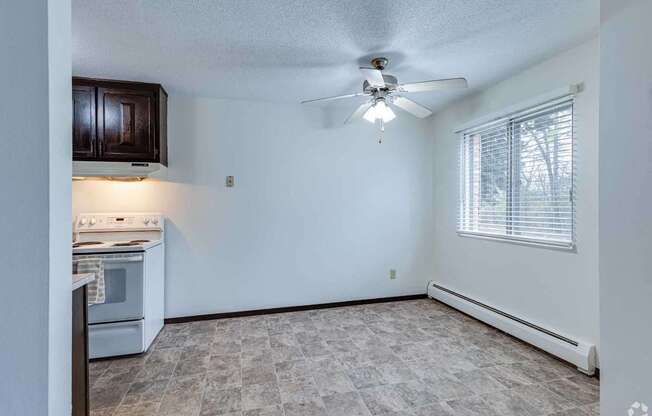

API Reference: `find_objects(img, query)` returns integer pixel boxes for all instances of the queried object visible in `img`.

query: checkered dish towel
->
[73,257,106,305]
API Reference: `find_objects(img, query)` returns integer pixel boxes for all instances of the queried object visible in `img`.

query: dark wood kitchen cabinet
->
[72,78,168,165]
[71,285,89,416]
[72,85,96,159]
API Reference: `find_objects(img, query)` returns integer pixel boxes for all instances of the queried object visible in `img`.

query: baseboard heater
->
[427,281,596,375]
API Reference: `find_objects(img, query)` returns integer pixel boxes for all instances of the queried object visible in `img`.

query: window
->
[458,97,575,248]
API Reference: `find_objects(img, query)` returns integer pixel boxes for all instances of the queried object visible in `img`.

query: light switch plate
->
[226,176,235,187]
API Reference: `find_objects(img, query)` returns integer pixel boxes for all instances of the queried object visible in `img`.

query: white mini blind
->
[458,97,575,248]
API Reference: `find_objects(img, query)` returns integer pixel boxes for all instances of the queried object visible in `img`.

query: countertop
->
[72,273,95,291]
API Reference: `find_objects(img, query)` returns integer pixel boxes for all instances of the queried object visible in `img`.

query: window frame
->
[457,95,576,250]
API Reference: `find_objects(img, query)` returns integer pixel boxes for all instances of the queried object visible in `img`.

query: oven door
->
[75,252,145,324]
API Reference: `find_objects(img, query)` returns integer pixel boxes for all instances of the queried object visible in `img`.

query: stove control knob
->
[143,217,150,225]
[89,218,96,226]
[79,218,87,226]
[151,217,159,225]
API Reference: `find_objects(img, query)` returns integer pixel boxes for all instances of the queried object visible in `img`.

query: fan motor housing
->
[363,74,398,93]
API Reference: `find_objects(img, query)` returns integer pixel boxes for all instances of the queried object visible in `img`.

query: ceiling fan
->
[301,57,468,142]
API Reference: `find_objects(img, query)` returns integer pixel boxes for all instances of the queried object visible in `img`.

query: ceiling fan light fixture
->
[363,98,395,123]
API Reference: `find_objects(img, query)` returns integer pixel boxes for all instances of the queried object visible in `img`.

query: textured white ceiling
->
[72,0,598,112]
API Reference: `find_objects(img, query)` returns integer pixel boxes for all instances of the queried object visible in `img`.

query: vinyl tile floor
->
[89,299,599,416]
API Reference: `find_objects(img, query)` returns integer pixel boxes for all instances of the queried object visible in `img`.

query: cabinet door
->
[97,88,157,161]
[72,85,97,160]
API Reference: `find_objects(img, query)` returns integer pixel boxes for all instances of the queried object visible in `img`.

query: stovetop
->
[72,239,162,254]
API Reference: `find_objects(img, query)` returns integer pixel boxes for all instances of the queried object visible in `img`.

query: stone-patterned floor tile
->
[376,364,419,384]
[300,341,332,358]
[241,382,282,410]
[510,383,576,414]
[482,364,533,388]
[393,381,439,408]
[313,370,356,396]
[270,333,299,348]
[325,339,360,355]
[548,408,592,416]
[242,336,271,351]
[90,360,113,381]
[275,359,311,381]
[445,395,501,416]
[158,374,206,416]
[121,379,169,405]
[346,366,387,389]
[212,340,242,355]
[180,344,213,361]
[358,385,411,415]
[421,372,474,401]
[94,364,141,387]
[89,300,600,415]
[278,376,321,405]
[208,353,241,373]
[506,361,560,384]
[90,383,130,411]
[242,349,276,369]
[271,346,304,363]
[322,391,372,416]
[200,386,242,416]
[242,365,277,386]
[582,402,600,415]
[242,405,284,416]
[283,401,328,416]
[454,368,509,395]
[113,401,161,416]
[295,331,323,344]
[134,362,176,383]
[90,407,115,416]
[174,356,211,377]
[412,402,454,416]
[206,366,242,389]
[544,378,599,407]
[306,357,344,375]
[480,389,544,416]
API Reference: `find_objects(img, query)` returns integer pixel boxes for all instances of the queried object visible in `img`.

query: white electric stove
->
[73,213,165,359]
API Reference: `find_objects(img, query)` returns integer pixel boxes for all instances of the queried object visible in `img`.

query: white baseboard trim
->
[427,281,596,375]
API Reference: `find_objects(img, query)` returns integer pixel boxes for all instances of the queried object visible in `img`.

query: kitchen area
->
[71,77,169,415]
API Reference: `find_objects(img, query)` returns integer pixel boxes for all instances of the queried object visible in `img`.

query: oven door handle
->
[100,254,144,263]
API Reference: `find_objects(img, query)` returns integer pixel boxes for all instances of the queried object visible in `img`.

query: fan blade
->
[392,96,432,118]
[345,101,373,124]
[301,92,366,104]
[398,77,468,93]
[359,67,385,88]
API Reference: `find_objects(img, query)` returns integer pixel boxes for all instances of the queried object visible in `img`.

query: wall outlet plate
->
[226,176,235,187]
[390,269,397,279]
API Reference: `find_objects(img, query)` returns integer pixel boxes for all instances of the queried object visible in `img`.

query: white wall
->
[73,98,434,318]
[0,0,71,415]
[429,39,600,354]
[599,0,652,412]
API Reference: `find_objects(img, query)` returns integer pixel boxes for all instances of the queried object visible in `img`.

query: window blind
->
[458,97,575,248]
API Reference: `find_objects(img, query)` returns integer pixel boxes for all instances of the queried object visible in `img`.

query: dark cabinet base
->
[72,286,89,416]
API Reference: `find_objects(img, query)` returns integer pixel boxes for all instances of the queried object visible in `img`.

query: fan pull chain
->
[379,118,384,143]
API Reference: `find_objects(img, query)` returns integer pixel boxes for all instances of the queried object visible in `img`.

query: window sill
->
[457,231,576,252]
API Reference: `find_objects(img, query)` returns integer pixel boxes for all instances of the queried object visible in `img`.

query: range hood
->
[73,161,163,179]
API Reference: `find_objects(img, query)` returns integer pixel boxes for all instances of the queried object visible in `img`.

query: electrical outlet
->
[389,269,397,280]
[226,176,235,187]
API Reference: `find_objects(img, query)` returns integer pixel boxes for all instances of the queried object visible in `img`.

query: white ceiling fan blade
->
[398,77,468,93]
[392,96,433,118]
[359,67,385,88]
[301,92,366,104]
[345,101,373,124]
